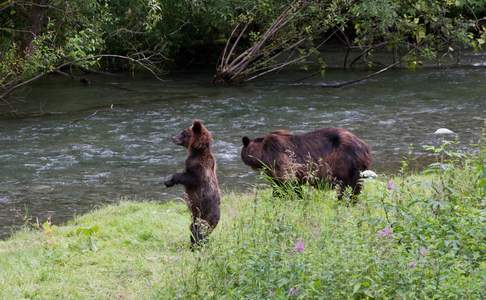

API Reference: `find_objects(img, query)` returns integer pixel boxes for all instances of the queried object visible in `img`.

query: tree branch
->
[319,61,400,88]
[0,54,165,100]
[349,42,388,68]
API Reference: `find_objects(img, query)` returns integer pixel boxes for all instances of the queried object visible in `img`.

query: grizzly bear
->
[165,120,221,246]
[241,128,371,198]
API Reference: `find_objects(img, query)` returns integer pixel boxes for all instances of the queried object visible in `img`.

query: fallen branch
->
[245,54,307,82]
[79,66,121,77]
[0,110,63,119]
[319,61,400,88]
[69,104,114,124]
[0,54,164,100]
[214,0,308,84]
[349,42,388,68]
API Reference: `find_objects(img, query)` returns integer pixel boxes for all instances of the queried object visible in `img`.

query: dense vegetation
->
[1,0,485,99]
[1,141,484,299]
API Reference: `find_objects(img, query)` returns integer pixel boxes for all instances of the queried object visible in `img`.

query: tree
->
[0,0,484,113]
[214,0,486,84]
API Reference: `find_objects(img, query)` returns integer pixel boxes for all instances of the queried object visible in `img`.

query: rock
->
[434,128,455,135]
[360,170,378,178]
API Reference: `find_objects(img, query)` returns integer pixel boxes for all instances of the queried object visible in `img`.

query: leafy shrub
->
[174,139,485,299]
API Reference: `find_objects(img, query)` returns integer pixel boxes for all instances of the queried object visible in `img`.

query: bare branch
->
[319,61,400,88]
[245,55,308,82]
[214,0,308,84]
[225,23,249,67]
[349,42,388,68]
[0,54,165,100]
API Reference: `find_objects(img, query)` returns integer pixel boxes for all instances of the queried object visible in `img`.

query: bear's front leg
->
[164,172,196,188]
[164,173,181,187]
[164,176,175,187]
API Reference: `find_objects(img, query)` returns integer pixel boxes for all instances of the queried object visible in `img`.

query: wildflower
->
[288,287,299,297]
[419,247,429,256]
[386,178,395,191]
[377,226,393,238]
[408,261,417,269]
[268,289,275,297]
[294,240,305,253]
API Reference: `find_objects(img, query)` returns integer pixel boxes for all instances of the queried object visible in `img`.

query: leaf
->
[416,27,426,43]
[42,221,53,234]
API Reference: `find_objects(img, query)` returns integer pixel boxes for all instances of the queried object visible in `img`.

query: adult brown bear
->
[165,120,220,246]
[241,128,371,198]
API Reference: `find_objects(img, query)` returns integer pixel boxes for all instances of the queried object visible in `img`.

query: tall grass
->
[0,140,484,299]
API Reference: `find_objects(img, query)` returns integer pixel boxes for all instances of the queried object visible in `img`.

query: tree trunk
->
[23,0,48,55]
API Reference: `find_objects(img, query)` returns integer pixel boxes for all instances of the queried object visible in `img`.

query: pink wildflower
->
[387,178,395,191]
[294,240,305,253]
[377,226,393,238]
[408,261,417,269]
[419,247,429,256]
[288,287,299,297]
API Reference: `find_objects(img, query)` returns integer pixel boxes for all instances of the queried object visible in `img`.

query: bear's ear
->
[192,120,203,134]
[242,136,250,147]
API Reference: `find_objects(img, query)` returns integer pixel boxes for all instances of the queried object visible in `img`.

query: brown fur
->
[165,120,221,246]
[241,128,371,198]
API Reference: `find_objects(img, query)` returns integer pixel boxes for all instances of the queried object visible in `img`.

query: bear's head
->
[241,136,265,169]
[172,120,212,150]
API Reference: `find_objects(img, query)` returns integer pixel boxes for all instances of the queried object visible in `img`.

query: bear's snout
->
[172,135,183,145]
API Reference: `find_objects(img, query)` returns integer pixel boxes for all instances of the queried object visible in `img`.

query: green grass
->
[0,154,485,299]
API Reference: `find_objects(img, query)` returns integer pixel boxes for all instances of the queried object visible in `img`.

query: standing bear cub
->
[241,128,371,198]
[165,120,220,246]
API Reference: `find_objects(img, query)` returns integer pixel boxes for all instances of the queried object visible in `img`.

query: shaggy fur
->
[241,128,371,198]
[165,120,221,246]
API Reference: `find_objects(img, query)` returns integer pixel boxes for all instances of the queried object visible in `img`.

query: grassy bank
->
[1,154,484,299]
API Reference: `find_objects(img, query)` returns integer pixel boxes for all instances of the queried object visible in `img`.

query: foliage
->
[349,0,486,67]
[0,0,259,91]
[1,0,484,90]
[0,140,484,299]
[0,0,111,92]
[213,0,486,82]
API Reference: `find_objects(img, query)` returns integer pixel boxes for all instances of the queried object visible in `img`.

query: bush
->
[173,139,485,298]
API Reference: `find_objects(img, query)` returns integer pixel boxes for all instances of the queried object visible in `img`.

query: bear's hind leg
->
[190,222,205,249]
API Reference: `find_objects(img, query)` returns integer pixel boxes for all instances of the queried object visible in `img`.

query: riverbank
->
[1,67,486,240]
[1,153,484,299]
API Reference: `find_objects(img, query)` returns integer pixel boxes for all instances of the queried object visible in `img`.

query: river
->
[0,67,485,238]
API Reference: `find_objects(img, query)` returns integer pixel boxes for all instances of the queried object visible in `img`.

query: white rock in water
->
[434,128,455,135]
[360,170,378,178]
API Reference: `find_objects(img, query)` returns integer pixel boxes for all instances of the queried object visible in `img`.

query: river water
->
[0,67,485,238]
